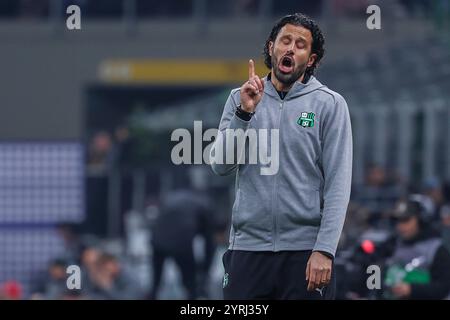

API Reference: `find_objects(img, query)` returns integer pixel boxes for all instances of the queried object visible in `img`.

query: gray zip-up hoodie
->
[210,75,352,257]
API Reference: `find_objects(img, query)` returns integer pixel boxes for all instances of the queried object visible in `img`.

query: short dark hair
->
[263,13,325,78]
[49,259,68,269]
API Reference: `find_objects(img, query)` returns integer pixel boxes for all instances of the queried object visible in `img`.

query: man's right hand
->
[240,59,264,113]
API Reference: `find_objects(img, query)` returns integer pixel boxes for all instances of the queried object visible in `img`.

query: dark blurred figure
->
[335,220,396,300]
[272,0,323,17]
[339,202,371,248]
[110,125,133,169]
[19,0,48,18]
[56,223,83,265]
[88,252,143,299]
[419,178,446,223]
[399,0,433,17]
[31,259,68,299]
[150,184,216,300]
[440,181,450,253]
[441,204,450,253]
[384,199,450,299]
[77,240,102,297]
[352,165,404,226]
[88,131,113,173]
[231,0,258,17]
[137,0,193,18]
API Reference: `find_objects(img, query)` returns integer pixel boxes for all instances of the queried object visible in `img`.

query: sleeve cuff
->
[312,248,335,260]
[229,113,252,130]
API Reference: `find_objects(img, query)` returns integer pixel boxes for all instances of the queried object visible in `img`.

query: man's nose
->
[286,47,295,55]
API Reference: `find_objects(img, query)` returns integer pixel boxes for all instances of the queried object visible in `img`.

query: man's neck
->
[270,72,305,92]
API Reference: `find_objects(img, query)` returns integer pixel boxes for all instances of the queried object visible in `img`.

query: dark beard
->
[272,54,307,86]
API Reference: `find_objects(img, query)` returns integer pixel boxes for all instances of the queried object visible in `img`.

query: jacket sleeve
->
[210,89,251,176]
[313,93,353,257]
[410,245,450,299]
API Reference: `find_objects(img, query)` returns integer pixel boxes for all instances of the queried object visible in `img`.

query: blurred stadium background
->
[0,0,449,299]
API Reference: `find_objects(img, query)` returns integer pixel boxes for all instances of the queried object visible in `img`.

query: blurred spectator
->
[442,181,450,252]
[420,177,445,222]
[339,202,371,248]
[78,241,101,296]
[408,193,438,224]
[33,236,146,300]
[384,199,450,299]
[88,252,143,299]
[88,131,113,173]
[110,125,133,169]
[31,259,68,300]
[149,179,216,299]
[440,205,450,253]
[56,223,83,265]
[352,165,404,225]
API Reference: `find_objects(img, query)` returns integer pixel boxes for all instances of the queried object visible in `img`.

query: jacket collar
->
[263,73,325,101]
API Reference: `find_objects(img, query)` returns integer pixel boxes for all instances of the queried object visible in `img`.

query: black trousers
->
[150,246,197,300]
[222,250,336,300]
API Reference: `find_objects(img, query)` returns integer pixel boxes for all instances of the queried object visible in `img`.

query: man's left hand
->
[306,251,332,291]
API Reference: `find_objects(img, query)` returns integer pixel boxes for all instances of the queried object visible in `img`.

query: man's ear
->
[268,41,274,57]
[307,53,317,68]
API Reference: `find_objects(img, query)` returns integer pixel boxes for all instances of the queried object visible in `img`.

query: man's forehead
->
[277,24,312,41]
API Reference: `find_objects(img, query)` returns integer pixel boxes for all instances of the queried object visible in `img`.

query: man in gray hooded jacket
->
[210,13,352,299]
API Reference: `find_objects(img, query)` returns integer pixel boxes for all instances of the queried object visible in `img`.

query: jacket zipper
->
[272,99,284,251]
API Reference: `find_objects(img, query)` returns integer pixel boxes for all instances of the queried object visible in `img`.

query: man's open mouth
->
[279,56,294,73]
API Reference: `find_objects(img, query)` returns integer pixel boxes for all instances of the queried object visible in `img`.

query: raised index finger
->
[248,59,255,79]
